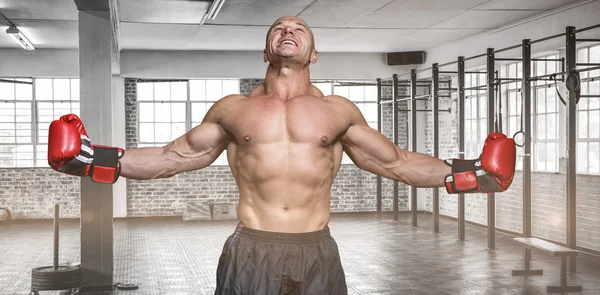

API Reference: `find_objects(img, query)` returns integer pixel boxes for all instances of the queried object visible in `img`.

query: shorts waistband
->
[235,223,331,244]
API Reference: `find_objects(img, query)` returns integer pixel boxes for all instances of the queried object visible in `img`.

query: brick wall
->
[0,169,80,219]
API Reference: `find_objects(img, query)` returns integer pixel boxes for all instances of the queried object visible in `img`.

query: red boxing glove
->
[445,132,516,194]
[48,114,124,184]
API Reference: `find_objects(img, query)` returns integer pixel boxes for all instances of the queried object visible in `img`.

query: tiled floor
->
[1,212,598,294]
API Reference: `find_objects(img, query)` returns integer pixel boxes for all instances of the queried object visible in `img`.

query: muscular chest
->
[224,96,347,146]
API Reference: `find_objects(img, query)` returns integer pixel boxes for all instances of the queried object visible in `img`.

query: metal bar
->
[438,88,457,91]
[465,71,487,74]
[432,63,440,234]
[522,38,533,269]
[464,53,487,61]
[532,58,564,62]
[414,94,431,99]
[574,23,600,33]
[531,32,566,44]
[580,95,600,98]
[581,75,600,83]
[410,69,418,228]
[565,26,578,273]
[379,100,395,105]
[54,204,59,270]
[577,65,600,73]
[577,63,600,66]
[529,71,566,81]
[496,78,522,81]
[376,78,382,216]
[464,86,487,91]
[439,60,458,68]
[439,71,457,74]
[392,74,399,222]
[458,56,466,241]
[397,97,413,102]
[0,78,33,85]
[494,44,522,54]
[487,48,496,250]
[495,58,522,61]
[398,108,452,113]
[576,39,600,42]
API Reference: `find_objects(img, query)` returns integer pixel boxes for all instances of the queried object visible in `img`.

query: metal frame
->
[410,70,418,227]
[392,74,400,221]
[376,78,383,216]
[432,63,440,234]
[565,26,578,273]
[486,48,497,250]
[457,56,466,241]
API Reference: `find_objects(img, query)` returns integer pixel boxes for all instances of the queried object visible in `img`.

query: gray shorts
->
[215,223,348,295]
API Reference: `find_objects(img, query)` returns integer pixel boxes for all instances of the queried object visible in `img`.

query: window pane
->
[365,86,377,101]
[0,81,15,100]
[71,79,80,100]
[192,103,207,123]
[53,79,70,100]
[139,122,154,142]
[155,103,171,122]
[537,115,546,140]
[222,80,240,96]
[590,142,600,173]
[547,143,557,171]
[579,111,588,139]
[172,123,186,139]
[464,98,471,119]
[479,119,486,140]
[35,79,52,100]
[509,92,516,115]
[590,46,600,77]
[509,117,517,136]
[154,82,170,101]
[536,88,545,114]
[16,83,32,100]
[137,83,154,101]
[171,103,186,122]
[334,86,349,98]
[478,96,486,117]
[139,103,154,122]
[349,86,364,102]
[206,80,222,100]
[547,113,557,140]
[590,81,600,97]
[170,82,187,101]
[190,80,206,101]
[536,143,546,170]
[590,110,600,139]
[364,103,377,122]
[546,90,556,113]
[577,142,588,172]
[577,48,588,63]
[155,123,171,142]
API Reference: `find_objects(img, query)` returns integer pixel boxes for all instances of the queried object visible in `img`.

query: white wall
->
[416,0,600,77]
[0,49,79,78]
[120,50,412,80]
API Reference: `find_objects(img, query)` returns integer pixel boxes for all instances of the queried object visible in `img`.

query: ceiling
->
[0,0,586,53]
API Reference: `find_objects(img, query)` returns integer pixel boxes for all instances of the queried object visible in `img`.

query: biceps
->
[342,125,403,168]
[167,122,229,168]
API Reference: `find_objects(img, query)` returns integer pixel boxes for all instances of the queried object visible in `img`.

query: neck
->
[263,60,312,101]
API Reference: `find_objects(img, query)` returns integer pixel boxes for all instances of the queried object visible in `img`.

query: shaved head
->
[266,16,315,50]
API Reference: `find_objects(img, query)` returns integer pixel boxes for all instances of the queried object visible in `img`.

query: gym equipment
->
[30,204,80,295]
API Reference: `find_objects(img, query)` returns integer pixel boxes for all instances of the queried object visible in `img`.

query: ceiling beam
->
[74,0,110,11]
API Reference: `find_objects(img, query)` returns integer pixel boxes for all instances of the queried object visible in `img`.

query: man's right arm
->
[48,95,236,182]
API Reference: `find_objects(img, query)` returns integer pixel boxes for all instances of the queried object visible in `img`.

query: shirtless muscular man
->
[47,16,516,295]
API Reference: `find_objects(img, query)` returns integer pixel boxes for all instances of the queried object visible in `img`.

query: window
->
[464,70,488,159]
[0,78,34,167]
[137,79,240,166]
[577,45,600,173]
[505,62,524,169]
[532,54,560,172]
[0,78,81,168]
[35,78,80,167]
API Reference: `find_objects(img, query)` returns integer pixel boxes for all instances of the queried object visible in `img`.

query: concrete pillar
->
[113,74,127,218]
[76,2,115,291]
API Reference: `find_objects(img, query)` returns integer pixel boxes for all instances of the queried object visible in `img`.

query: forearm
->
[119,146,175,180]
[376,148,451,188]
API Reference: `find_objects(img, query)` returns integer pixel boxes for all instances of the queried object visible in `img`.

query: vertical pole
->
[392,74,399,221]
[410,70,418,227]
[432,64,440,234]
[53,204,59,270]
[457,56,466,241]
[565,26,577,273]
[522,38,533,268]
[487,48,497,250]
[376,78,383,217]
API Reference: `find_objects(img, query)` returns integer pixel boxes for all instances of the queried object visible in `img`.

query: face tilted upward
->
[264,16,317,65]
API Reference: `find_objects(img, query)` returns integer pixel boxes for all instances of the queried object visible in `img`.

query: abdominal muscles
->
[228,141,342,232]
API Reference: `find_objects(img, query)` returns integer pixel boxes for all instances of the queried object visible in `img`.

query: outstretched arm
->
[120,95,235,180]
[337,97,450,188]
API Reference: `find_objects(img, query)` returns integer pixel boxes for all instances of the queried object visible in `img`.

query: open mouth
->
[279,39,297,46]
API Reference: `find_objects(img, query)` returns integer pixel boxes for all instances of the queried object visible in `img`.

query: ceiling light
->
[200,0,226,25]
[6,26,35,50]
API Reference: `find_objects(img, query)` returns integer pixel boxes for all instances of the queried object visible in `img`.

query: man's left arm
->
[337,96,516,193]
